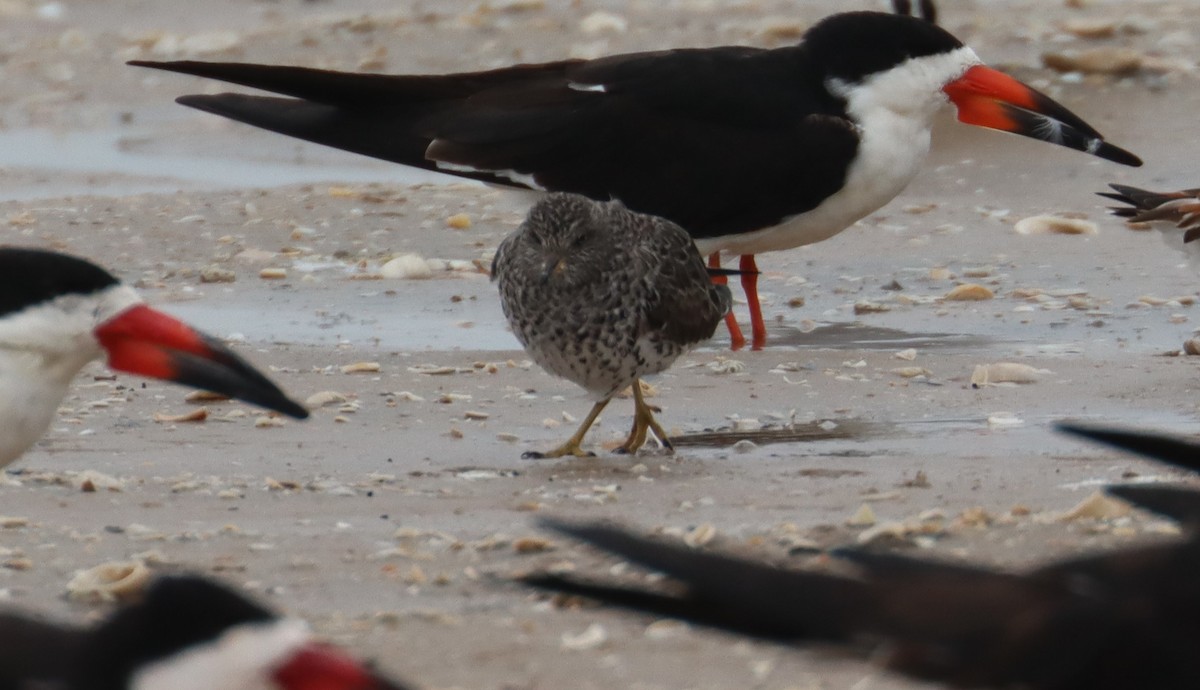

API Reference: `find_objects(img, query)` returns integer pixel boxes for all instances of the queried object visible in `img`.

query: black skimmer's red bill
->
[0,575,408,690]
[129,11,1141,350]
[0,247,308,468]
[1098,184,1200,264]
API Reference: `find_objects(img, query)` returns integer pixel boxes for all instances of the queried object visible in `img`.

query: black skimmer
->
[1099,184,1200,265]
[0,575,407,689]
[492,193,730,458]
[0,247,308,468]
[524,424,1200,689]
[129,10,1141,350]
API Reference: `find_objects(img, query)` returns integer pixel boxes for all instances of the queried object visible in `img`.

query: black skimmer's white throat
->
[0,247,308,468]
[525,418,1200,690]
[130,10,1141,350]
[0,575,407,689]
[1100,184,1200,266]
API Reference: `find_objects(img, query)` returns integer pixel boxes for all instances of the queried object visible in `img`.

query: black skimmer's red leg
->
[130,11,1141,350]
[707,253,745,349]
[0,247,308,468]
[3,575,408,689]
[738,254,767,349]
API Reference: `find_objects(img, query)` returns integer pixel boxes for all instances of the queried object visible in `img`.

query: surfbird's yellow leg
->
[523,399,610,459]
[617,380,674,454]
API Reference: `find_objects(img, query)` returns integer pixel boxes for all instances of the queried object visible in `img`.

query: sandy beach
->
[2,1,1200,688]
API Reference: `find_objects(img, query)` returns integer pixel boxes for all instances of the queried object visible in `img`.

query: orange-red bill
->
[94,304,308,419]
[944,65,1141,167]
[272,643,408,690]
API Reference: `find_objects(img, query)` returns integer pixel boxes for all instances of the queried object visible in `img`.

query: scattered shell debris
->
[1042,48,1143,75]
[1060,492,1132,522]
[67,560,152,603]
[683,523,717,548]
[944,284,994,301]
[152,408,208,423]
[706,357,745,374]
[971,362,1048,387]
[306,391,348,409]
[380,254,433,280]
[184,390,230,404]
[846,503,876,527]
[1013,215,1098,236]
[561,622,609,651]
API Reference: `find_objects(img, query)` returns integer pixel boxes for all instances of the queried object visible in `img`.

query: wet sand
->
[3,1,1200,688]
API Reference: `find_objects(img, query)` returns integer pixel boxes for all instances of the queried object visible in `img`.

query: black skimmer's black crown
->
[0,247,308,468]
[524,423,1200,689]
[130,10,1141,349]
[0,575,408,689]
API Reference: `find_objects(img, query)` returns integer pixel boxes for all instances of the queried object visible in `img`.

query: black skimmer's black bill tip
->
[944,65,1142,167]
[996,103,1142,166]
[94,305,309,420]
[1056,422,1200,474]
[1104,484,1200,524]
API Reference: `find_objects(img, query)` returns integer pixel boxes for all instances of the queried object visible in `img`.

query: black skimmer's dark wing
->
[0,612,86,688]
[1057,422,1200,474]
[1058,422,1200,525]
[130,47,866,243]
[525,517,1200,689]
[10,575,410,690]
[0,248,307,468]
[131,11,1141,349]
[1099,185,1200,224]
[1097,185,1200,264]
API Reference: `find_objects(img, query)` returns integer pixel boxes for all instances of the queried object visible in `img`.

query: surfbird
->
[492,193,731,458]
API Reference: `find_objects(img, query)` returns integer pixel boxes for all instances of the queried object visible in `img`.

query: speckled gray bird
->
[493,193,732,458]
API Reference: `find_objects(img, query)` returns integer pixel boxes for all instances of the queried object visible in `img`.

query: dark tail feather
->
[130,60,467,105]
[0,614,84,687]
[175,93,440,169]
[522,574,825,643]
[1105,485,1200,525]
[831,548,992,579]
[535,519,867,640]
[1099,184,1200,215]
[1056,422,1200,474]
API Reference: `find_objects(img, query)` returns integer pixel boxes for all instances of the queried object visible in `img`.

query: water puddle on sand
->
[0,127,451,201]
[757,322,995,352]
